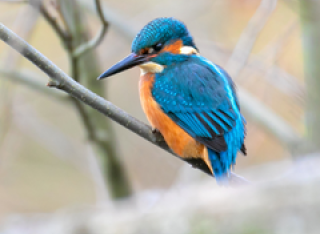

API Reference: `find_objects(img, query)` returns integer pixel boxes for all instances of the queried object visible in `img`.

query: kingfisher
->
[98,17,246,183]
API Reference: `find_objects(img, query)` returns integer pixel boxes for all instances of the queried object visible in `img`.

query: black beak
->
[97,53,147,80]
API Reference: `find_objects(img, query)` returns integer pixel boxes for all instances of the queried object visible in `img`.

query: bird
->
[98,17,246,183]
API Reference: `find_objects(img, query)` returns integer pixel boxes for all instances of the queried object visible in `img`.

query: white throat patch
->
[139,62,164,75]
[180,46,199,55]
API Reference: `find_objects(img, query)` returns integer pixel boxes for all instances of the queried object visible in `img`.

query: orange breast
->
[139,73,213,173]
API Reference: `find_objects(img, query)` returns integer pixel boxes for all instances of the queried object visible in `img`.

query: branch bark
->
[0,22,248,184]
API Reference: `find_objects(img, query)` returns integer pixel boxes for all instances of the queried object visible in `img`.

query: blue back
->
[152,55,246,178]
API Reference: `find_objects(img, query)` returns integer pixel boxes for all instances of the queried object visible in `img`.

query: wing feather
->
[152,56,244,152]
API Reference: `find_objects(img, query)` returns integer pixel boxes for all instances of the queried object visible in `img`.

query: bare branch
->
[38,1,69,43]
[72,0,109,58]
[0,22,248,183]
[0,21,165,156]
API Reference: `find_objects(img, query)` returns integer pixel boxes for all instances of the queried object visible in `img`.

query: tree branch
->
[72,0,109,58]
[38,1,69,43]
[0,22,248,183]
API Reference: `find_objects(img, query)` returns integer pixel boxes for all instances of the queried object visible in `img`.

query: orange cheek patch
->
[161,39,183,54]
[139,48,147,55]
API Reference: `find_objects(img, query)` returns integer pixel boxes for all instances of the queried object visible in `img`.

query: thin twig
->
[0,23,249,183]
[72,0,109,58]
[38,2,69,43]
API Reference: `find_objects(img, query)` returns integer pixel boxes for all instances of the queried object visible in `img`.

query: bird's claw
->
[152,127,160,134]
[152,128,165,142]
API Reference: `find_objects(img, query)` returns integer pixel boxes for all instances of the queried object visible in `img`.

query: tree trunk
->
[300,0,320,151]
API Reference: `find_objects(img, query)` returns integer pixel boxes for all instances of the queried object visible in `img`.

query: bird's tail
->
[207,148,231,185]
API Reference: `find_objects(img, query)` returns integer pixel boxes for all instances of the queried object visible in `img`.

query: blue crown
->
[131,17,196,53]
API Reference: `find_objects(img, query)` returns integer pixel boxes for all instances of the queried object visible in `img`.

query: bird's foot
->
[152,127,160,134]
[151,128,165,142]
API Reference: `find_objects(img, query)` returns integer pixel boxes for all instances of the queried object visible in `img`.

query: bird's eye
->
[153,43,163,52]
[142,43,163,55]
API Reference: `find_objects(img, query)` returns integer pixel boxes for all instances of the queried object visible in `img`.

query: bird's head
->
[98,17,199,79]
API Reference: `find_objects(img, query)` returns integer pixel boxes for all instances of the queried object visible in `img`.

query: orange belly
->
[139,73,213,173]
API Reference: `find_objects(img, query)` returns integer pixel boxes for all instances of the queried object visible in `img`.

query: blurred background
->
[0,0,319,233]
